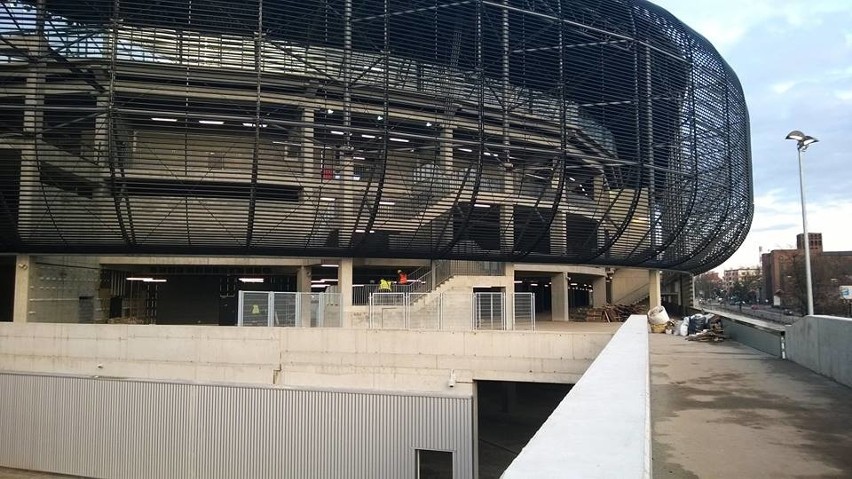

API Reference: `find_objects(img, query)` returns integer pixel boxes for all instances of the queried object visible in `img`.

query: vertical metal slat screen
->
[0,0,751,273]
[0,372,475,479]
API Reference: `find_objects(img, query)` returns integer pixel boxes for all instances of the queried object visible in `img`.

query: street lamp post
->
[785,130,818,316]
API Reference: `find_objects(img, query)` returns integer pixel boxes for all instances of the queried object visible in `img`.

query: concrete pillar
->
[297,266,312,293]
[682,274,695,309]
[592,275,607,307]
[296,266,312,326]
[339,258,353,327]
[552,272,570,322]
[503,262,514,329]
[13,255,32,322]
[649,270,662,309]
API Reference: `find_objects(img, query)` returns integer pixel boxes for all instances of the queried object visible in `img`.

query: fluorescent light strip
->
[144,279,167,283]
[198,120,224,125]
[379,201,395,206]
[321,264,339,268]
[320,197,335,202]
[361,134,376,139]
[330,130,345,135]
[473,203,491,208]
[151,117,177,122]
[242,122,267,127]
[127,277,153,281]
[389,137,409,143]
[238,278,264,283]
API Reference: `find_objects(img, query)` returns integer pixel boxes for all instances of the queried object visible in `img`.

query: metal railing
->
[352,260,505,305]
[237,291,341,327]
[369,292,534,331]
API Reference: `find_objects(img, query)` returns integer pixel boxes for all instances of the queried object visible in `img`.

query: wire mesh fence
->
[369,292,533,331]
[237,291,341,327]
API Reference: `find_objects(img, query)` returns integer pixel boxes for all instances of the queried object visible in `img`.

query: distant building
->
[723,267,760,292]
[761,233,852,310]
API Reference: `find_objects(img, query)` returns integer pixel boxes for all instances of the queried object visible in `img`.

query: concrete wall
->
[502,315,650,478]
[611,267,651,305]
[786,316,852,388]
[19,256,101,323]
[0,323,615,394]
[720,318,784,358]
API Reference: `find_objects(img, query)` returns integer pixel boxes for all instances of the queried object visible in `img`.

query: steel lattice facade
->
[0,0,751,273]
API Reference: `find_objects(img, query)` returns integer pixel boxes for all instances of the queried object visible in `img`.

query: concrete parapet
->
[786,315,852,388]
[502,315,650,479]
[0,323,618,394]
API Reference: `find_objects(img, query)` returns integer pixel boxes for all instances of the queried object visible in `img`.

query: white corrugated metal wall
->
[0,373,473,478]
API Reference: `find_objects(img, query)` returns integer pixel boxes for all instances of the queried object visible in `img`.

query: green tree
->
[786,254,851,316]
[694,271,723,300]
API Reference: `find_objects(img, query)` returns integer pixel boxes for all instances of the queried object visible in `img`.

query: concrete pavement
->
[651,333,852,478]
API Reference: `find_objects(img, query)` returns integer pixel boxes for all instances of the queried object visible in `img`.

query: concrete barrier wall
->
[720,318,783,358]
[0,323,614,394]
[501,315,650,479]
[786,315,852,388]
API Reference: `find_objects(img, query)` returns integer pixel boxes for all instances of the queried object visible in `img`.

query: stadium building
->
[0,0,751,477]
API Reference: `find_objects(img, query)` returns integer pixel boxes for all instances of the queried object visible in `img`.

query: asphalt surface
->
[651,332,852,478]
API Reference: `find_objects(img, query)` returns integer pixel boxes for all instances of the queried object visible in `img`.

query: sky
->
[650,0,852,272]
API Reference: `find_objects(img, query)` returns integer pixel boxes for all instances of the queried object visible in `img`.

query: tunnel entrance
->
[476,380,573,478]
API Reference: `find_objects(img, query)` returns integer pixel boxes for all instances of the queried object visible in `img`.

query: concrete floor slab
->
[651,333,852,478]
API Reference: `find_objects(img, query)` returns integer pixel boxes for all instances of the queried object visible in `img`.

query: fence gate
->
[513,292,536,330]
[474,292,505,330]
[369,293,408,329]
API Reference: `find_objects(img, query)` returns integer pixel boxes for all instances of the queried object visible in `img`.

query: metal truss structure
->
[0,0,751,273]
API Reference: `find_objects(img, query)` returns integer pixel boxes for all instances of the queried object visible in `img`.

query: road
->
[699,301,799,325]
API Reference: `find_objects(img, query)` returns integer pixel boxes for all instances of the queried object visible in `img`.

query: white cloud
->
[836,90,852,101]
[771,81,797,94]
[652,0,851,53]
[715,191,852,272]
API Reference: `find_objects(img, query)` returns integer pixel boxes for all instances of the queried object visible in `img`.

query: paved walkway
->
[651,333,852,478]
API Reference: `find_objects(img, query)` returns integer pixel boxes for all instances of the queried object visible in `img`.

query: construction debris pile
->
[675,313,726,342]
[647,307,727,342]
[585,303,646,322]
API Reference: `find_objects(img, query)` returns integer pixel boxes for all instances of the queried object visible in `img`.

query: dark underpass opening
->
[476,380,573,478]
